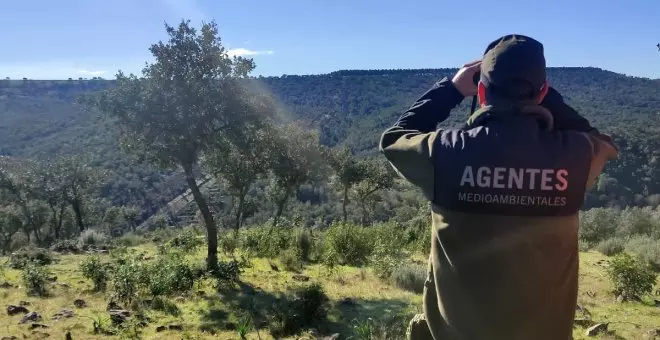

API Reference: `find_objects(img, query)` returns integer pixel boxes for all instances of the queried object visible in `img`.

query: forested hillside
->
[0,67,658,218]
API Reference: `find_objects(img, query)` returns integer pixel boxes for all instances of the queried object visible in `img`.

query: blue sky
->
[1,0,658,79]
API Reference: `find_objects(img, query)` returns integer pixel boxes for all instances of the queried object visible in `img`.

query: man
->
[379,34,618,340]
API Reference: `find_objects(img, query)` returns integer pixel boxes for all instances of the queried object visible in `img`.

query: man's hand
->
[452,60,482,97]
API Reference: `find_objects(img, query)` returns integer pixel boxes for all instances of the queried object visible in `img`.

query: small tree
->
[606,252,657,301]
[353,158,396,225]
[122,205,141,232]
[267,124,328,227]
[327,147,366,222]
[57,155,104,233]
[91,20,268,269]
[203,125,276,232]
[0,206,22,254]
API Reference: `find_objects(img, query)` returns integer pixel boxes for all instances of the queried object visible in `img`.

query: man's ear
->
[478,82,487,106]
[536,81,550,104]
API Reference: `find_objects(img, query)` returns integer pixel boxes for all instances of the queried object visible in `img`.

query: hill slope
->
[0,67,658,216]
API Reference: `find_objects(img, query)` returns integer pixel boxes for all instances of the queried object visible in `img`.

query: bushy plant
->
[296,228,312,262]
[21,261,49,296]
[80,255,111,291]
[579,208,620,244]
[10,246,55,269]
[624,235,660,270]
[169,228,203,253]
[368,223,407,278]
[605,252,657,300]
[390,263,427,294]
[268,283,329,338]
[50,239,81,254]
[112,233,146,247]
[279,248,303,272]
[111,255,148,304]
[323,222,373,266]
[78,229,110,248]
[595,237,626,256]
[147,251,197,297]
[241,225,294,259]
[219,231,239,255]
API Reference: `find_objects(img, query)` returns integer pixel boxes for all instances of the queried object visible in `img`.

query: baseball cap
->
[479,34,547,100]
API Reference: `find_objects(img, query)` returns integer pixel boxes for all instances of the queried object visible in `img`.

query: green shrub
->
[10,247,55,269]
[111,255,148,304]
[605,252,657,300]
[219,231,239,255]
[619,207,657,237]
[80,255,111,291]
[147,251,196,297]
[390,263,426,294]
[169,228,203,253]
[112,233,146,247]
[323,222,373,266]
[50,239,81,254]
[241,226,294,259]
[579,208,620,244]
[624,236,660,270]
[578,240,592,252]
[368,223,407,278]
[21,261,49,296]
[268,283,329,338]
[595,237,626,256]
[296,229,312,262]
[78,229,110,248]
[279,248,303,272]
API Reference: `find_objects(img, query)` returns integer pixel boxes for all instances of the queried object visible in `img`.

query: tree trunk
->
[234,190,246,232]
[342,186,349,222]
[71,199,85,232]
[183,163,217,270]
[360,199,368,226]
[273,191,290,228]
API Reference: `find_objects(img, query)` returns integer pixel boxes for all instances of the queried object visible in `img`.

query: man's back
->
[379,37,619,337]
[421,109,594,339]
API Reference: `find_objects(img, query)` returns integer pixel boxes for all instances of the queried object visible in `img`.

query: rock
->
[319,334,340,340]
[55,283,71,289]
[574,319,596,328]
[0,282,16,289]
[30,330,50,339]
[174,296,185,302]
[29,323,49,330]
[73,299,87,308]
[108,309,131,326]
[616,294,626,303]
[168,324,183,331]
[407,314,434,340]
[106,301,123,311]
[7,305,29,315]
[20,312,42,324]
[19,301,30,306]
[292,274,310,282]
[46,276,57,282]
[51,309,74,320]
[645,329,660,339]
[586,323,608,336]
[156,326,167,332]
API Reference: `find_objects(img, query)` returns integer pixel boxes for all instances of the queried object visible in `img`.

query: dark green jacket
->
[380,78,618,340]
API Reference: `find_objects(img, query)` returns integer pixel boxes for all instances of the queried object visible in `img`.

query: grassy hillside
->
[1,237,658,340]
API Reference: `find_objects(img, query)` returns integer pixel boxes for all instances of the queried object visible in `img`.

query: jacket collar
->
[465,104,554,131]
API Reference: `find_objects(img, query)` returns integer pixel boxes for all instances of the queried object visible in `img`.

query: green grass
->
[0,246,658,340]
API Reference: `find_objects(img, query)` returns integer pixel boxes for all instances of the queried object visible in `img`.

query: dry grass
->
[0,247,657,340]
